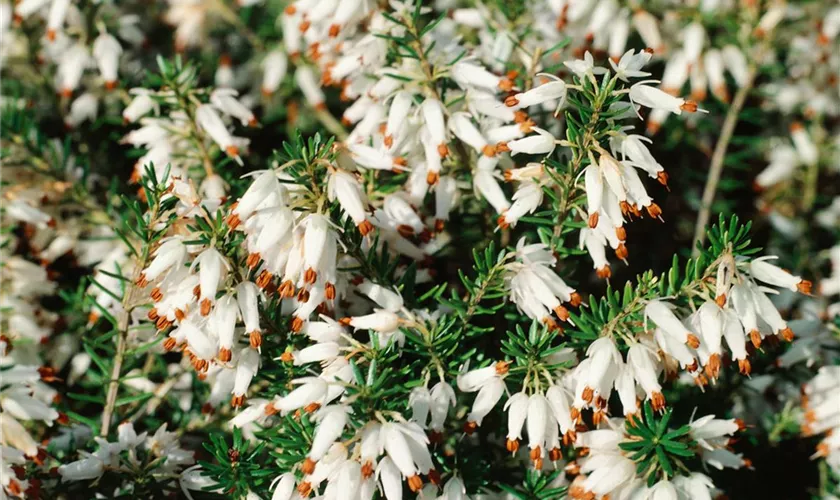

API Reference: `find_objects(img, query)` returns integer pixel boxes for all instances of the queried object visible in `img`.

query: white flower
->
[645,300,701,348]
[632,10,663,52]
[609,49,652,82]
[505,76,567,109]
[451,61,512,92]
[564,51,608,80]
[92,32,122,89]
[56,44,90,97]
[309,406,349,461]
[211,89,257,127]
[123,89,158,123]
[261,50,288,96]
[749,256,812,293]
[507,127,556,157]
[630,81,703,115]
[195,104,242,162]
[789,122,819,166]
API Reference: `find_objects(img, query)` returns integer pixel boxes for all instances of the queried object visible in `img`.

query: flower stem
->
[692,73,755,257]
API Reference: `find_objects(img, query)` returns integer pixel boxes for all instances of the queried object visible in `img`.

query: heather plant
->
[1,1,839,500]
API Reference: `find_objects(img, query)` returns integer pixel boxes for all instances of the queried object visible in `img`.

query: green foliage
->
[201,427,273,498]
[619,402,698,487]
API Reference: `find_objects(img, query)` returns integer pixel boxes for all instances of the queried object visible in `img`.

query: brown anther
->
[596,265,611,279]
[397,224,415,238]
[686,333,701,349]
[230,394,245,408]
[694,373,708,388]
[715,294,727,307]
[338,317,352,326]
[150,287,163,302]
[497,214,510,229]
[218,347,232,362]
[513,110,530,123]
[407,474,423,492]
[383,134,393,148]
[482,144,497,157]
[737,358,751,375]
[225,145,240,158]
[301,457,316,475]
[506,438,520,453]
[463,421,478,434]
[780,327,794,342]
[361,460,374,478]
[615,243,629,261]
[248,331,262,349]
[588,212,599,228]
[549,447,562,461]
[357,220,374,236]
[582,386,594,403]
[797,280,812,295]
[324,282,336,300]
[163,337,177,351]
[246,252,261,269]
[504,95,520,107]
[495,142,510,153]
[543,317,562,333]
[297,481,313,497]
[255,269,272,289]
[427,468,442,485]
[290,316,304,333]
[529,445,542,463]
[296,288,310,303]
[304,402,321,414]
[569,292,582,307]
[155,316,173,331]
[749,330,762,349]
[495,360,511,375]
[615,226,627,241]
[135,273,148,288]
[618,201,632,216]
[328,24,340,37]
[657,171,669,186]
[193,284,201,298]
[200,298,212,316]
[278,280,295,298]
[393,156,408,170]
[646,203,663,219]
[651,392,666,411]
[498,78,514,92]
[174,308,186,322]
[680,100,699,112]
[426,170,440,185]
[8,479,21,496]
[554,305,570,321]
[280,351,294,363]
[148,308,159,321]
[304,268,317,284]
[228,448,240,462]
[226,212,241,229]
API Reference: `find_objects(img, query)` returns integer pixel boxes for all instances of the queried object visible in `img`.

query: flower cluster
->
[1,0,838,498]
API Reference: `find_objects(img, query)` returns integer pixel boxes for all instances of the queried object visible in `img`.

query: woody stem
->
[101,239,152,437]
[692,71,756,257]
